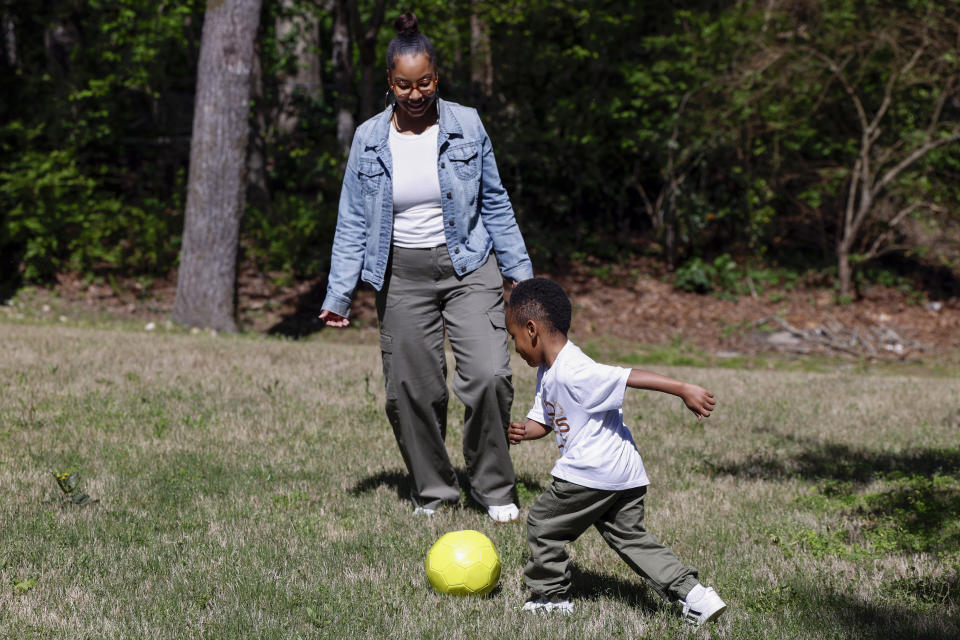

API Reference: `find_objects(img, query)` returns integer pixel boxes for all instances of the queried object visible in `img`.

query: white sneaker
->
[470,489,519,522]
[681,584,726,627]
[487,502,519,523]
[521,597,574,614]
[413,505,435,517]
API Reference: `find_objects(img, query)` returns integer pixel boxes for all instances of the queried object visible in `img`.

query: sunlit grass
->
[1,319,958,639]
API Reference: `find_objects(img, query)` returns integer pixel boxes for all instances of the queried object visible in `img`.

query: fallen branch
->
[755,316,928,359]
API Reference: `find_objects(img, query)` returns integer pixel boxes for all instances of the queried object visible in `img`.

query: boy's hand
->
[508,421,527,445]
[681,383,715,420]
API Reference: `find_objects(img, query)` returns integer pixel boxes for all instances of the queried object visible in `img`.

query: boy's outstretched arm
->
[626,369,716,420]
[508,419,551,445]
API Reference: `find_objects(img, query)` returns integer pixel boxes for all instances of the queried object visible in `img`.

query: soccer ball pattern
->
[426,530,501,596]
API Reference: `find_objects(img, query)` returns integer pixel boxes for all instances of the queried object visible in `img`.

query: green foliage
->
[244,193,334,280]
[0,122,184,282]
[674,254,804,297]
[674,254,740,295]
[0,0,201,283]
[793,469,960,558]
[2,0,958,291]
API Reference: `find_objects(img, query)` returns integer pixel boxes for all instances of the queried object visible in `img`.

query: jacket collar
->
[371,98,462,151]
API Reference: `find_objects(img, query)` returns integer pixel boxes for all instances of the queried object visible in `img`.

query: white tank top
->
[389,124,446,248]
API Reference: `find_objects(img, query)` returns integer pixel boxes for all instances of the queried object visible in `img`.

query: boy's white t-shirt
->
[526,340,650,491]
[389,124,446,248]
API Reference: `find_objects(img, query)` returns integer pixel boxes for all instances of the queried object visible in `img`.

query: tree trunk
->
[331,0,353,155]
[470,3,493,102]
[247,39,270,210]
[172,0,263,332]
[276,0,321,134]
[350,0,386,121]
[3,9,17,69]
[837,242,853,300]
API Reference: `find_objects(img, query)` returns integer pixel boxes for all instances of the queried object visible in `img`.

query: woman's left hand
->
[320,309,350,328]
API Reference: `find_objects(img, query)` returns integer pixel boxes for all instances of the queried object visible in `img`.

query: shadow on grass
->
[349,469,410,501]
[712,427,960,614]
[568,565,667,614]
[709,434,960,551]
[707,426,960,485]
[792,579,960,640]
[349,468,544,512]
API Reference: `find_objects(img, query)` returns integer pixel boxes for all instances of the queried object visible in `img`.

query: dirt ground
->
[41,256,960,362]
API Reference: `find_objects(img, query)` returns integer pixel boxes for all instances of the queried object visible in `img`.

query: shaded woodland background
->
[2,0,959,312]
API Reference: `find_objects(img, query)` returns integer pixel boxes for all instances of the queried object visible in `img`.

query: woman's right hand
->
[319,309,350,328]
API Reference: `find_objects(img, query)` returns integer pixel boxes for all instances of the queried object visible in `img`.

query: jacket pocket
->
[446,142,480,180]
[358,159,384,195]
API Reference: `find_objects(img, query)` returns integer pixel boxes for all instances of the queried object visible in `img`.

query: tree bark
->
[3,9,17,69]
[172,0,263,332]
[331,0,353,155]
[276,0,322,134]
[837,243,853,300]
[470,2,493,102]
[349,0,386,121]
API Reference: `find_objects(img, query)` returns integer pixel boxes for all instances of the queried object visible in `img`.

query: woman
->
[319,13,533,522]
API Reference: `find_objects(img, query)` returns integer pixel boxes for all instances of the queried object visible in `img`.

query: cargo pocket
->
[487,308,506,332]
[486,308,512,376]
[379,332,397,400]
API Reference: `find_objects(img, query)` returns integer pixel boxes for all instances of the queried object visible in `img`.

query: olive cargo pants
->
[376,246,516,510]
[525,479,699,602]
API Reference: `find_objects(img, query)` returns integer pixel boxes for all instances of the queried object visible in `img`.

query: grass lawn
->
[1,317,958,639]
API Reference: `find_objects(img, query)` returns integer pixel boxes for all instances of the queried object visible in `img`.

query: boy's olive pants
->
[525,479,699,602]
[376,246,516,510]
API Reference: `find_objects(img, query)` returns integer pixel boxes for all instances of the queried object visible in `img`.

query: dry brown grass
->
[1,318,957,639]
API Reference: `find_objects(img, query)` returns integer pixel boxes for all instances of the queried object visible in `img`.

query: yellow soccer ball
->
[425,530,501,596]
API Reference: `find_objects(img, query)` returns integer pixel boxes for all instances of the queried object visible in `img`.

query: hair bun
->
[394,12,419,37]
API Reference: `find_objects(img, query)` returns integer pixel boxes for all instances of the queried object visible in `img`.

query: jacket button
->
[448,220,454,226]
[440,162,445,168]
[446,192,452,199]
[454,248,460,254]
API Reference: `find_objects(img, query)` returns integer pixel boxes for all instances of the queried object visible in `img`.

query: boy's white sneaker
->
[681,584,726,627]
[521,597,574,614]
[412,505,435,517]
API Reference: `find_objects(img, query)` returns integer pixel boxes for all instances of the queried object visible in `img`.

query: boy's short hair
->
[507,278,572,336]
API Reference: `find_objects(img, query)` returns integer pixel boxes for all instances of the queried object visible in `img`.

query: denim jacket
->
[321,98,534,318]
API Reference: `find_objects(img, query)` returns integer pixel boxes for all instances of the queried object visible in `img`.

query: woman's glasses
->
[391,76,437,97]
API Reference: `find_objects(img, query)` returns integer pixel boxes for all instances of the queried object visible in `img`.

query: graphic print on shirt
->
[544,400,570,451]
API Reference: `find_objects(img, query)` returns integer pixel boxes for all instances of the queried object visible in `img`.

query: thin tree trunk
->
[350,0,386,121]
[276,0,321,134]
[837,242,853,300]
[331,0,353,155]
[172,0,263,332]
[248,39,270,209]
[470,2,493,102]
[3,9,16,69]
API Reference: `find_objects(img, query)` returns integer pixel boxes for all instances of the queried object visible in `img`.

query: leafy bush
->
[674,254,740,295]
[0,124,184,282]
[674,254,803,298]
[243,192,337,281]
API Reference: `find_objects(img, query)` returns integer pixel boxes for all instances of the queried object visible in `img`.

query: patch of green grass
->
[2,319,959,639]
[794,471,960,557]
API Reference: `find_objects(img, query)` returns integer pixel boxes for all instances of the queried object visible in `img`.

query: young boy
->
[505,278,726,627]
